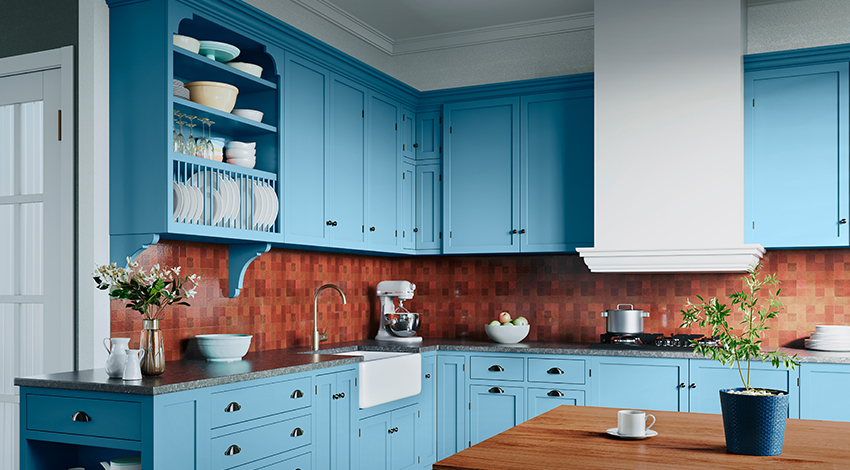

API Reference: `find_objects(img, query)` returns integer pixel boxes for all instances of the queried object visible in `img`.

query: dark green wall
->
[0,0,78,59]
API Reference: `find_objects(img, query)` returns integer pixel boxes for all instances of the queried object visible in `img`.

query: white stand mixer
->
[376,280,423,343]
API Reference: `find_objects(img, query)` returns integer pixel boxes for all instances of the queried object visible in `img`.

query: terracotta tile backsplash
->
[111,241,850,360]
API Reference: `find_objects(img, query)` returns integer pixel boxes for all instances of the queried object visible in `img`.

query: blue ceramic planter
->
[719,387,789,456]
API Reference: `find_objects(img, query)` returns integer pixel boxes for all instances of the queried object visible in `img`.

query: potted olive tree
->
[680,264,799,456]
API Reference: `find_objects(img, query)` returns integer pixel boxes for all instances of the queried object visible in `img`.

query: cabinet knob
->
[679,383,686,389]
[841,219,847,224]
[339,392,345,399]
[489,387,505,394]
[413,143,419,148]
[519,229,526,234]
[425,373,431,379]
[332,221,338,226]
[291,389,304,399]
[326,220,333,226]
[370,226,376,232]
[547,367,565,375]
[511,229,518,234]
[547,390,565,397]
[224,444,241,456]
[333,393,339,400]
[291,427,304,437]
[224,402,242,413]
[690,383,697,389]
[70,411,91,422]
[488,365,504,372]
[413,228,419,233]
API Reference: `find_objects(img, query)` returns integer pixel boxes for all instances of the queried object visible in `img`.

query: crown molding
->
[291,0,593,56]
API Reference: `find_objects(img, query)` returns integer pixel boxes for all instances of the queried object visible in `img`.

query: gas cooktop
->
[589,333,721,350]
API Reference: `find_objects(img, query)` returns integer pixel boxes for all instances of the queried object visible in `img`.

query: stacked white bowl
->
[805,325,850,351]
[225,141,256,169]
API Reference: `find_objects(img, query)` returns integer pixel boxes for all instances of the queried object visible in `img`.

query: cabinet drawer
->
[211,413,311,470]
[211,376,312,429]
[528,358,586,384]
[26,394,141,441]
[470,356,524,382]
[258,450,311,469]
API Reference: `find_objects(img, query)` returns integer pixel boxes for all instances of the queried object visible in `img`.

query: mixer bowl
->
[384,312,421,337]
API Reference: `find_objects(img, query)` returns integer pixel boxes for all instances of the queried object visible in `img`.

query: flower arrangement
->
[680,263,799,392]
[94,258,199,319]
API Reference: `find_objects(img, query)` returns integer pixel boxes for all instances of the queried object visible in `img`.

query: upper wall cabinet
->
[366,91,403,252]
[416,112,442,162]
[744,62,849,248]
[443,89,593,254]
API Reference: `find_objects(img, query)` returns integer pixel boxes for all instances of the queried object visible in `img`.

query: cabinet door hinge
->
[362,110,365,118]
[403,143,405,151]
[439,146,442,154]
[418,456,421,464]
[362,225,365,233]
[469,440,471,447]
[449,231,452,238]
[463,364,465,371]
[402,172,405,179]
[752,99,755,107]
[395,230,398,237]
[439,231,442,239]
[469,402,471,410]
[418,410,420,418]
[355,377,358,387]
[439,117,442,124]
[589,369,592,377]
[752,221,755,229]
[315,385,318,395]
[359,429,361,437]
[797,377,800,386]
[58,110,62,141]
[439,174,442,181]
[395,123,398,130]
[449,126,452,134]
[403,113,406,121]
[402,230,405,237]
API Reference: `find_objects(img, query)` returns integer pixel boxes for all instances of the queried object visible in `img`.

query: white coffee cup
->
[618,409,655,436]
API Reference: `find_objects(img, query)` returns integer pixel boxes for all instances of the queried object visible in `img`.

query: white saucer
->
[606,428,657,440]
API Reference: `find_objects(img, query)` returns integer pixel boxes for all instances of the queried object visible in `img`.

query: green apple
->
[488,320,501,326]
[513,317,529,326]
[502,321,513,326]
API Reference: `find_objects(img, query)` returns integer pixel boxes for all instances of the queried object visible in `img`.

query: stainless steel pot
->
[601,304,650,334]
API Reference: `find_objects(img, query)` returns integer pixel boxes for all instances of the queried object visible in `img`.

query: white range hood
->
[577,0,764,273]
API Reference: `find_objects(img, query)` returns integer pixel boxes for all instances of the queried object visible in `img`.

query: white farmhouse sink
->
[332,350,421,409]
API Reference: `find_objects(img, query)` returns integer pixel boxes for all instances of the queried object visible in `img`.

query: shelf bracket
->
[229,243,271,298]
[110,234,160,266]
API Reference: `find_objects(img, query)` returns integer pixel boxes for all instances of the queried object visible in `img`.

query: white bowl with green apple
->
[485,311,530,344]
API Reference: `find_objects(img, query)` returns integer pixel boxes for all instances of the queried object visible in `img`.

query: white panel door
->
[0,66,74,470]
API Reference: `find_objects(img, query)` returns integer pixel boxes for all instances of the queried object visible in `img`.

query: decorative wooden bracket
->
[229,243,272,298]
[110,234,160,266]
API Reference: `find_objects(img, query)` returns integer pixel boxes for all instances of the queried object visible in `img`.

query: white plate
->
[264,182,278,227]
[251,180,266,229]
[210,188,224,226]
[606,428,657,440]
[172,181,184,222]
[219,174,236,226]
[259,181,273,227]
[188,185,204,224]
[806,339,850,351]
[180,183,195,223]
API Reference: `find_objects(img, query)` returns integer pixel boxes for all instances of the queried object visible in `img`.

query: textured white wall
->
[748,0,850,54]
[593,0,747,251]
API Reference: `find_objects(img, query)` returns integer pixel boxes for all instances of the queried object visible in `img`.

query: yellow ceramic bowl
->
[184,81,239,113]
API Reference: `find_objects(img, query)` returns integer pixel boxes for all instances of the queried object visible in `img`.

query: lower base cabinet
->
[417,354,437,467]
[591,356,689,412]
[259,450,312,469]
[527,387,584,419]
[315,368,357,470]
[800,363,850,421]
[468,384,524,446]
[436,355,466,460]
[358,404,419,470]
[689,359,799,418]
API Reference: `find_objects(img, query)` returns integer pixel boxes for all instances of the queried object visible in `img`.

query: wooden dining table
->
[433,406,850,470]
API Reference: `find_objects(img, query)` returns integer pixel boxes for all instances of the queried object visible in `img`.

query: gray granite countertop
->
[16,338,850,395]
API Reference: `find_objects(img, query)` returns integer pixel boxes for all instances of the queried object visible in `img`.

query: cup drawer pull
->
[547,390,565,397]
[291,389,304,399]
[224,402,241,413]
[489,387,505,394]
[225,444,241,456]
[70,411,91,422]
[488,365,504,372]
[547,367,565,375]
[291,427,304,437]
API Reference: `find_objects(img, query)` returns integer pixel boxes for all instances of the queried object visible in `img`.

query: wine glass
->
[196,118,207,158]
[184,115,196,156]
[174,112,186,154]
[205,120,215,160]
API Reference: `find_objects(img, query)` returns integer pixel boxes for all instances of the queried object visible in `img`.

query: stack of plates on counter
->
[173,79,190,100]
[805,325,850,351]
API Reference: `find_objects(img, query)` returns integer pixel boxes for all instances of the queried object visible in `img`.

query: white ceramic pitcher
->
[122,349,145,381]
[103,338,131,378]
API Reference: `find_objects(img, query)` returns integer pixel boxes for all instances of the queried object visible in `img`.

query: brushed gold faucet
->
[312,283,346,350]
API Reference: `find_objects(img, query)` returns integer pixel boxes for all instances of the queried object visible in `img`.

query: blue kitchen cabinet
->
[416,164,442,253]
[745,62,849,248]
[315,367,358,470]
[417,354,437,468]
[358,404,419,470]
[284,52,330,247]
[415,111,441,162]
[443,97,520,254]
[520,90,594,252]
[799,363,850,421]
[402,107,416,161]
[402,162,416,250]
[328,74,367,250]
[527,388,585,419]
[590,356,689,411]
[366,92,402,252]
[436,355,466,460]
[689,359,799,418]
[468,384,524,446]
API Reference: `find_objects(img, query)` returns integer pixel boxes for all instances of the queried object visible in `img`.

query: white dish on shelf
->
[210,188,224,226]
[223,174,240,226]
[231,109,263,123]
[173,34,201,54]
[182,183,198,224]
[225,141,256,151]
[172,181,185,222]
[251,180,266,228]
[264,182,278,227]
[226,62,263,77]
[198,40,240,62]
[190,184,205,224]
[227,158,256,169]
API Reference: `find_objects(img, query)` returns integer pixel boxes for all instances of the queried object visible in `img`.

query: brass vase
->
[140,319,165,376]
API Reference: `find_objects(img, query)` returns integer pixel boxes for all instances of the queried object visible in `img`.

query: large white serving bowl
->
[225,141,256,151]
[225,147,255,160]
[173,34,200,53]
[184,81,239,113]
[226,62,263,77]
[196,334,253,362]
[231,109,264,123]
[485,324,530,344]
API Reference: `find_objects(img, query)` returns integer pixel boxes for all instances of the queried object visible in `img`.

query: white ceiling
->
[290,0,790,55]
